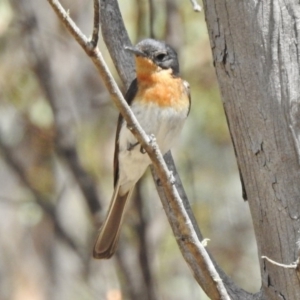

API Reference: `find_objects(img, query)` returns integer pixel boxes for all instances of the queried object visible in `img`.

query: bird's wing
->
[113,78,138,187]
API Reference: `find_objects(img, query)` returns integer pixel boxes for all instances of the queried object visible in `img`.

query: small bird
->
[93,39,191,259]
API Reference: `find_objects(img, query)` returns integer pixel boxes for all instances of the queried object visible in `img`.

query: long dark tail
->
[93,183,134,259]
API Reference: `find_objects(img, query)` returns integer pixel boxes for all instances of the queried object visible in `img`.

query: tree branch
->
[47,0,244,299]
[99,0,135,88]
[90,0,100,48]
[189,0,202,12]
[262,256,299,269]
[202,0,300,298]
[47,1,173,189]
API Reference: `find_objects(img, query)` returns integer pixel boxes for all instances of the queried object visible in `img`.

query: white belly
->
[117,102,188,193]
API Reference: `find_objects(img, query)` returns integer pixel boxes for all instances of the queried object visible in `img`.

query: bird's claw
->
[127,134,156,154]
[148,134,156,145]
[140,134,156,154]
[140,146,146,154]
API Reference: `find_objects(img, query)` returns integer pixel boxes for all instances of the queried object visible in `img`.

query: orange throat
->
[135,56,187,110]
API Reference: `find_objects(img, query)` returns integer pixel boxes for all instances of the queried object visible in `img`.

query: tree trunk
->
[203,0,300,299]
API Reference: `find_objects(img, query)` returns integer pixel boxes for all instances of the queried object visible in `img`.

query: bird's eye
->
[155,53,166,61]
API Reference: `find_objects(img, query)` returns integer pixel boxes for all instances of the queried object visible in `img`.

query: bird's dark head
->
[125,39,179,75]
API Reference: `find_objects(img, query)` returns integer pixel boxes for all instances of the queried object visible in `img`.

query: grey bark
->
[203,1,300,299]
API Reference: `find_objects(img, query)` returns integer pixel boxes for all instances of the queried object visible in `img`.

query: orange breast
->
[135,57,189,111]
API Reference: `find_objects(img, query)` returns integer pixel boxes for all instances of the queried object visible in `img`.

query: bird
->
[93,38,191,259]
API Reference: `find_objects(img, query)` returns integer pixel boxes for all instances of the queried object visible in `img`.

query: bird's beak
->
[124,45,146,57]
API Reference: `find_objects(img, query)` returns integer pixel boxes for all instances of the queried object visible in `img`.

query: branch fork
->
[46,0,252,299]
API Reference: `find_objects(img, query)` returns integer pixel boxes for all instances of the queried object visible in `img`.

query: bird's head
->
[125,39,179,76]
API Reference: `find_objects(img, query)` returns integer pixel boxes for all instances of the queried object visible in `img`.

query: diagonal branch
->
[46,0,254,299]
[47,0,171,181]
[99,0,135,88]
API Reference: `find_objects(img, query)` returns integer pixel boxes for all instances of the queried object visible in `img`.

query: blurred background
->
[0,0,260,299]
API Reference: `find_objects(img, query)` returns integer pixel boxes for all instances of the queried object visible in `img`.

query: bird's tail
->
[93,183,133,259]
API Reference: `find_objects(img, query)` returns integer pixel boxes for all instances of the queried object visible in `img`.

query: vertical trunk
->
[203,0,300,299]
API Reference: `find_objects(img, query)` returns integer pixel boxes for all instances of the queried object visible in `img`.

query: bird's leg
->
[127,141,146,154]
[127,141,139,151]
[127,134,156,153]
[140,134,156,154]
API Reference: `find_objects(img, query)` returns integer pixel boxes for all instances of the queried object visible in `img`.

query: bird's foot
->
[127,141,139,151]
[148,134,156,146]
[140,146,146,154]
[127,141,147,154]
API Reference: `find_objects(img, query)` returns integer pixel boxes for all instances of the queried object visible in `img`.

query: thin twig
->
[89,0,100,48]
[189,0,202,12]
[47,0,168,176]
[47,0,231,299]
[262,256,299,269]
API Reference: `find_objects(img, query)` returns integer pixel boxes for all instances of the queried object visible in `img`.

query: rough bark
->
[203,1,300,299]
